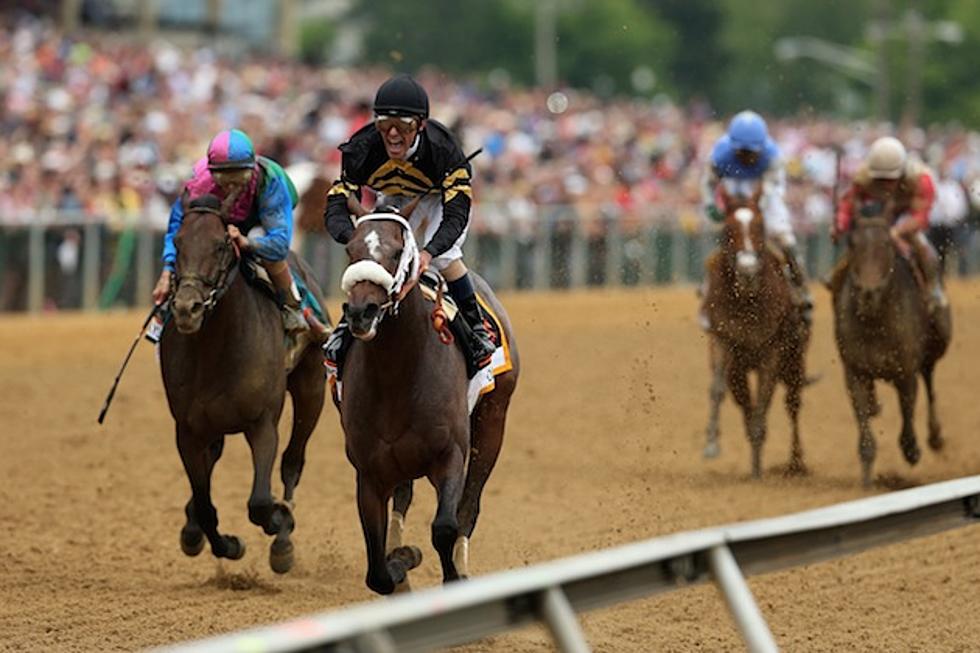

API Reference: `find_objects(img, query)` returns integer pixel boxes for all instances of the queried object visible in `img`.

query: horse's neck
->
[361,288,431,363]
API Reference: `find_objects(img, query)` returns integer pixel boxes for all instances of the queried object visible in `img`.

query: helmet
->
[727,110,769,153]
[373,75,429,119]
[207,129,256,170]
[867,136,907,180]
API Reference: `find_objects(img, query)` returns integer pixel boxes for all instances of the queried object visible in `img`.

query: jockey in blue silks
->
[151,128,307,334]
[699,110,812,325]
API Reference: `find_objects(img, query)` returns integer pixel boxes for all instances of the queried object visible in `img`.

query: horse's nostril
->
[190,301,204,315]
[363,303,380,320]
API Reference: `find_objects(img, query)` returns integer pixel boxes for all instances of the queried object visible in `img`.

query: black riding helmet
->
[373,74,429,119]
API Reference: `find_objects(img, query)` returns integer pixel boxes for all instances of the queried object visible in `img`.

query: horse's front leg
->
[244,415,295,574]
[894,374,921,466]
[180,436,225,556]
[357,473,406,595]
[845,368,877,488]
[429,444,467,584]
[921,361,944,451]
[750,363,780,479]
[704,337,726,459]
[177,425,245,561]
[725,361,754,473]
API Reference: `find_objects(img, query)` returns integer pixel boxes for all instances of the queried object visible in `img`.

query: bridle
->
[340,213,420,325]
[172,208,241,315]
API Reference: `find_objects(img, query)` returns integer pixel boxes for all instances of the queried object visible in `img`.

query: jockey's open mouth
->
[377,117,418,160]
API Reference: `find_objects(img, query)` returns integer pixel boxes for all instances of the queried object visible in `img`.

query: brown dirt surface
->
[1,281,979,652]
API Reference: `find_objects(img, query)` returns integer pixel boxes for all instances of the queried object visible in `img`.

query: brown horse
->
[703,193,810,477]
[337,212,519,595]
[160,196,328,573]
[832,216,950,487]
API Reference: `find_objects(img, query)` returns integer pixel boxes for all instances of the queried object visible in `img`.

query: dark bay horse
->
[832,216,950,487]
[160,196,328,573]
[704,195,811,477]
[338,212,519,595]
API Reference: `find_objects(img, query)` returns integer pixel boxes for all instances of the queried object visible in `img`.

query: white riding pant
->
[376,193,468,271]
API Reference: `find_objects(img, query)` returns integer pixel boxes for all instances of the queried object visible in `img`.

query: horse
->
[703,190,811,477]
[831,215,950,487]
[337,211,519,595]
[159,196,328,573]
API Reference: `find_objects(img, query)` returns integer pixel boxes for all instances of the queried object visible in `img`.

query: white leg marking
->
[386,510,405,554]
[453,535,470,578]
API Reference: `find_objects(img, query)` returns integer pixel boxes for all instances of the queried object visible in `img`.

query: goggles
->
[210,167,253,187]
[375,115,420,135]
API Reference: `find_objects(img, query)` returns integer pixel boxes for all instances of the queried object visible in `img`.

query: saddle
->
[240,257,330,372]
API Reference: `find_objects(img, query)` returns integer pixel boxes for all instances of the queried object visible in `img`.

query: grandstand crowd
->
[2,15,980,311]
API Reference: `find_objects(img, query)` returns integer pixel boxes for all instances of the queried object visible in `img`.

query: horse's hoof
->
[928,429,944,451]
[223,535,246,560]
[388,545,423,571]
[900,439,921,466]
[367,574,395,595]
[180,529,205,557]
[703,441,720,459]
[269,538,294,574]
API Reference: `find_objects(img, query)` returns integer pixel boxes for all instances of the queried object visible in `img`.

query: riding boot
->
[269,264,309,335]
[322,317,353,379]
[698,250,720,332]
[447,274,496,371]
[911,235,948,314]
[782,244,813,325]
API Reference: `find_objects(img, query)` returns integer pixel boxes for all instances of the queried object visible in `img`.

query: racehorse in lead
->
[336,210,519,595]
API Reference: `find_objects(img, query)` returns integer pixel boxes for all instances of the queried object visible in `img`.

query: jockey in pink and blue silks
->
[151,129,307,333]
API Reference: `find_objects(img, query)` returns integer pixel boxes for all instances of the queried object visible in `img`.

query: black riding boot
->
[448,275,496,371]
[322,317,353,379]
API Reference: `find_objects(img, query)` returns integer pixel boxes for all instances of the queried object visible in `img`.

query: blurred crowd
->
[3,16,980,286]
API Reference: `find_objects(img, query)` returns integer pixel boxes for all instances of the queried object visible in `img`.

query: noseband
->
[340,213,420,322]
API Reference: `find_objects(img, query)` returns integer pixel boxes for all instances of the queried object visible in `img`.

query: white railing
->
[155,475,980,653]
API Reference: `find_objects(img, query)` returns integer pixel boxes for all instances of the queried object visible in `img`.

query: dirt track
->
[1,282,979,652]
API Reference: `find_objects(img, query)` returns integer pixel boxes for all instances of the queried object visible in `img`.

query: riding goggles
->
[211,167,254,187]
[375,115,420,135]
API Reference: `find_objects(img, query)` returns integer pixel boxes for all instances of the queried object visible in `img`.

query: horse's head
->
[171,195,237,334]
[847,216,896,315]
[721,190,766,295]
[341,210,419,340]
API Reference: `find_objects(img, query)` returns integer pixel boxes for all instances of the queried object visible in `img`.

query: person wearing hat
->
[698,110,812,327]
[322,74,495,376]
[831,135,946,312]
[151,128,308,334]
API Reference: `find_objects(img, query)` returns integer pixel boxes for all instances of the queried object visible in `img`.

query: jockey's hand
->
[889,226,912,258]
[152,270,172,306]
[226,224,250,251]
[419,250,433,274]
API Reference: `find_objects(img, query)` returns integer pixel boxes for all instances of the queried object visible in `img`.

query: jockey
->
[151,129,307,334]
[831,135,946,311]
[700,111,813,326]
[322,74,495,375]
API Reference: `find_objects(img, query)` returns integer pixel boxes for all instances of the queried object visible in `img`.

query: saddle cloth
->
[329,274,513,414]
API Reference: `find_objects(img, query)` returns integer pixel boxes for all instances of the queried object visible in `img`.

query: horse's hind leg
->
[282,350,327,504]
[845,369,877,487]
[922,361,944,451]
[244,415,296,574]
[180,437,225,556]
[428,445,467,584]
[704,338,725,459]
[894,374,921,466]
[177,426,245,561]
[456,385,513,579]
